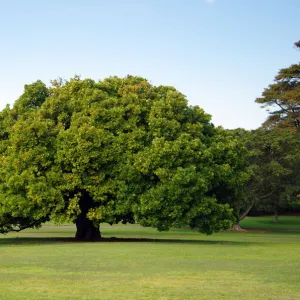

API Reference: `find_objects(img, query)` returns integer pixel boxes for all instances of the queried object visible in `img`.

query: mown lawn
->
[240,215,300,230]
[0,217,300,300]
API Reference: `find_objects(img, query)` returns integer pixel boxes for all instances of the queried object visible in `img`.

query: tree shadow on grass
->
[0,236,255,246]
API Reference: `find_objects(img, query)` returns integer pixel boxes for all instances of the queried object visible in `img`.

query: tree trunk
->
[239,200,255,221]
[230,200,255,232]
[75,191,101,241]
[231,224,247,232]
[274,209,279,223]
[75,215,101,241]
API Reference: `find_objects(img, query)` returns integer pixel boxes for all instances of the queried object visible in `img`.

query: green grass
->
[240,215,300,230]
[0,218,300,300]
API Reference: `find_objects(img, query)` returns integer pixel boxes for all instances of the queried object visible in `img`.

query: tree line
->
[0,41,299,240]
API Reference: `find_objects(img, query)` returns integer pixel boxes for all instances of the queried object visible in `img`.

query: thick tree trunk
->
[74,191,101,241]
[75,215,101,241]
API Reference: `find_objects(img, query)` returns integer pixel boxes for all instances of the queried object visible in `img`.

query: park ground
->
[0,216,300,300]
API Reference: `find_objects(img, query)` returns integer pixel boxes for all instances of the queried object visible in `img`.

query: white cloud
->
[205,0,216,3]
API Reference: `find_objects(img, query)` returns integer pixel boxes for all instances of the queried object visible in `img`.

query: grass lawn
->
[240,215,300,230]
[0,217,300,300]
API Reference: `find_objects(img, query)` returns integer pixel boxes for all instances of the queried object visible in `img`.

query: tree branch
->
[259,190,274,199]
[0,218,46,234]
[239,199,255,221]
[274,100,289,112]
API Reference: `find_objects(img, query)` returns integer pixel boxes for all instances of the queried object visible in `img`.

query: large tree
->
[256,41,300,131]
[0,76,244,240]
[244,128,300,222]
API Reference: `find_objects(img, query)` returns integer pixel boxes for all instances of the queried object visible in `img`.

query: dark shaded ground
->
[0,236,257,246]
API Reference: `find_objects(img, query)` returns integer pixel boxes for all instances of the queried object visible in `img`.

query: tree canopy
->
[0,76,247,240]
[256,41,300,131]
[243,128,300,222]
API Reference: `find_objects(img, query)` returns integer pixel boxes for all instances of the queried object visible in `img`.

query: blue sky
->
[0,0,299,129]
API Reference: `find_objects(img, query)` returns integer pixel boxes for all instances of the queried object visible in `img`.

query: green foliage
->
[244,128,300,215]
[256,41,300,131]
[206,128,251,221]
[0,75,246,235]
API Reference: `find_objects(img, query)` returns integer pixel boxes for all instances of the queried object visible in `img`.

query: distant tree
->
[244,128,300,222]
[0,76,246,240]
[256,41,300,131]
